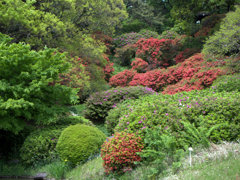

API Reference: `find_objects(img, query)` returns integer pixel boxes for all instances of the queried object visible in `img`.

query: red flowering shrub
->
[109,70,136,87]
[135,38,179,69]
[103,55,114,81]
[131,58,148,73]
[110,54,228,94]
[174,48,199,64]
[101,132,144,174]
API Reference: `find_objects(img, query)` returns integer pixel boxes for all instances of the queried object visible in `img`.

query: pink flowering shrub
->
[131,58,148,73]
[101,132,144,174]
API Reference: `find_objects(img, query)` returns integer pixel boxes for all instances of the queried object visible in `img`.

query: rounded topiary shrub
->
[20,128,63,165]
[101,131,144,174]
[84,86,157,123]
[56,124,106,165]
[20,116,94,165]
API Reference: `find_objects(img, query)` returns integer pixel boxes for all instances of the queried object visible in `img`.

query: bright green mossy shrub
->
[211,74,240,92]
[20,116,93,165]
[101,131,144,174]
[84,86,157,123]
[54,115,94,127]
[20,128,62,166]
[202,6,240,57]
[112,90,240,143]
[56,124,106,166]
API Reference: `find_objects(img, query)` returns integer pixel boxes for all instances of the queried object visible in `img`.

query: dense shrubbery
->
[20,116,93,165]
[111,54,227,93]
[110,90,240,143]
[0,33,78,134]
[113,30,159,48]
[211,74,240,92]
[114,45,136,66]
[131,58,148,73]
[101,131,144,174]
[135,38,179,69]
[56,124,106,166]
[20,128,62,166]
[203,6,240,57]
[84,86,157,122]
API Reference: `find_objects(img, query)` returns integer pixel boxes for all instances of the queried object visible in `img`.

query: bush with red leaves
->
[101,131,144,174]
[131,58,148,73]
[109,69,136,87]
[135,38,179,69]
[110,54,227,94]
[174,48,199,64]
[103,55,114,82]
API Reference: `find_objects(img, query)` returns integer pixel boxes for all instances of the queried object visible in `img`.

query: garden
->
[0,0,240,179]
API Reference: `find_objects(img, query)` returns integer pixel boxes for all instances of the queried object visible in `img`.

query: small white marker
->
[189,147,193,167]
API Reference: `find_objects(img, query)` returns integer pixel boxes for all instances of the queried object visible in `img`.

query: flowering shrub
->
[103,55,114,82]
[111,53,227,94]
[109,70,136,87]
[101,131,144,174]
[113,30,158,48]
[131,58,148,73]
[84,86,156,122]
[135,38,179,69]
[112,90,240,144]
[174,48,199,64]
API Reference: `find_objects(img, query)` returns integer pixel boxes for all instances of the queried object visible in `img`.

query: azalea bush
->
[111,90,240,143]
[101,131,144,174]
[135,38,179,69]
[84,86,156,122]
[131,58,148,73]
[110,54,227,93]
[211,74,240,92]
[113,30,159,48]
[109,70,136,87]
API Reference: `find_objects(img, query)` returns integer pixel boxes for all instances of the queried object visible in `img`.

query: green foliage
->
[106,98,145,134]
[20,128,62,166]
[211,73,240,92]
[20,115,93,166]
[115,45,136,66]
[140,128,185,177]
[203,6,240,56]
[84,86,156,123]
[0,34,78,134]
[180,120,222,148]
[113,90,240,143]
[56,124,106,166]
